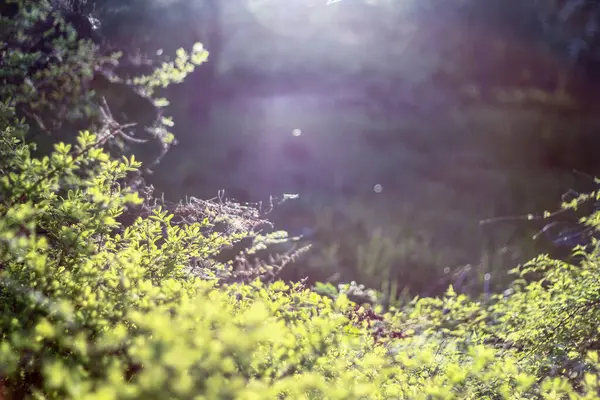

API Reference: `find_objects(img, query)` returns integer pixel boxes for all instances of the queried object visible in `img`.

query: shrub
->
[3,1,600,398]
[3,96,600,397]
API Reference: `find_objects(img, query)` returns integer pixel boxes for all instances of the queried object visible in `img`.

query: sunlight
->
[240,0,402,45]
[244,0,330,38]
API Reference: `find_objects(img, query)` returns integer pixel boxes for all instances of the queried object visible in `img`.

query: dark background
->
[36,0,600,296]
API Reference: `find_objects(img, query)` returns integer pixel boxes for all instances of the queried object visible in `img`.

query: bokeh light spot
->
[373,184,383,193]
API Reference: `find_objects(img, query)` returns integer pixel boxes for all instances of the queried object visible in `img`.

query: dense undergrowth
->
[2,100,600,398]
[2,1,600,398]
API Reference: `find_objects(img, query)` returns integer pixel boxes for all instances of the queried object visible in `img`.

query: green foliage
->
[3,90,600,400]
[395,191,600,393]
[130,43,209,97]
[3,1,600,399]
[0,0,209,165]
[0,0,105,130]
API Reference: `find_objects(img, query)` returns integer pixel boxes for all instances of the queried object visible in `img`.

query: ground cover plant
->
[2,1,600,399]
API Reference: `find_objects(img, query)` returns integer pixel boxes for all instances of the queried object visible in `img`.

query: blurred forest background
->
[27,0,600,298]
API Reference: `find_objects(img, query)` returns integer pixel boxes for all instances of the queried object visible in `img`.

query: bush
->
[2,82,600,400]
[3,1,600,399]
